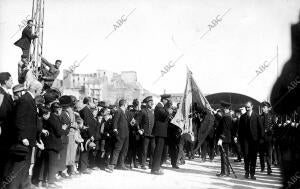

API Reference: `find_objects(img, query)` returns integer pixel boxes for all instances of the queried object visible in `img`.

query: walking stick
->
[220,145,237,178]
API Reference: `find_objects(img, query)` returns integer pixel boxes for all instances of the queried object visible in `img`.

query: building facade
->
[61,69,157,105]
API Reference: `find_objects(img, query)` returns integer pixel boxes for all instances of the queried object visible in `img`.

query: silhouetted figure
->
[270,13,300,189]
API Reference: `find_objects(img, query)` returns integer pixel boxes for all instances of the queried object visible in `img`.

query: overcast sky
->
[0,0,299,102]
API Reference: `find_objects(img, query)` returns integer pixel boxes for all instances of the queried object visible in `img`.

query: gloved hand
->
[138,129,144,135]
[113,129,118,135]
[234,137,238,143]
[22,138,29,146]
[217,139,223,146]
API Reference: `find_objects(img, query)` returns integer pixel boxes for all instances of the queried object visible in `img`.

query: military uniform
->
[259,111,274,174]
[151,94,171,174]
[136,96,155,169]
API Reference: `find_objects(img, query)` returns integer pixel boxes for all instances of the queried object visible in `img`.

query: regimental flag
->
[171,68,215,146]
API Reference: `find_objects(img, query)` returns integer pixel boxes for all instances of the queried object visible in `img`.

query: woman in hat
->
[59,95,79,177]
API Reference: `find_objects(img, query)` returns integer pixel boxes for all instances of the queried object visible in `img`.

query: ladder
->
[30,0,45,78]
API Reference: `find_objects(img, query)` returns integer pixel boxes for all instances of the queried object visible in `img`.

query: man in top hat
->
[239,101,264,180]
[259,101,275,175]
[151,94,172,175]
[136,96,155,169]
[216,100,233,177]
[0,72,14,179]
[14,19,38,59]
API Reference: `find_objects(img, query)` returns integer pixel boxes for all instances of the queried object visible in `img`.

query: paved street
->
[57,157,282,189]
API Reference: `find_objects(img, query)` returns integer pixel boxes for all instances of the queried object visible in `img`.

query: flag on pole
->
[171,68,215,146]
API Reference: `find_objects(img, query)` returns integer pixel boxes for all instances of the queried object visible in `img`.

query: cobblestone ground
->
[56,157,282,189]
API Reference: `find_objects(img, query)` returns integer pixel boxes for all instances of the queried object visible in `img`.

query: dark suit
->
[99,118,114,169]
[110,108,129,167]
[136,107,155,167]
[0,87,14,178]
[216,113,233,175]
[151,102,170,172]
[44,113,66,152]
[79,106,98,139]
[239,111,264,176]
[14,25,37,58]
[14,92,39,146]
[126,109,141,167]
[167,123,181,167]
[4,92,39,189]
[43,113,66,183]
[258,112,274,173]
[232,118,242,161]
[79,106,99,171]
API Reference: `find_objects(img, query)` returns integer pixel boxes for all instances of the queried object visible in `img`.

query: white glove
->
[217,139,223,146]
[138,129,144,135]
[62,124,68,130]
[36,141,45,150]
[22,138,29,146]
[234,137,238,143]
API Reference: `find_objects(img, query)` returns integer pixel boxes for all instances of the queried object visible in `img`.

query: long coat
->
[43,113,66,152]
[136,108,155,137]
[62,108,79,166]
[239,112,264,142]
[216,113,233,144]
[79,106,99,139]
[14,25,37,50]
[0,87,14,148]
[14,92,39,147]
[112,108,129,138]
[152,102,170,138]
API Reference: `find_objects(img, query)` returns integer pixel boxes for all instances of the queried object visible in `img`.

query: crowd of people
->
[0,74,184,189]
[0,71,299,189]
